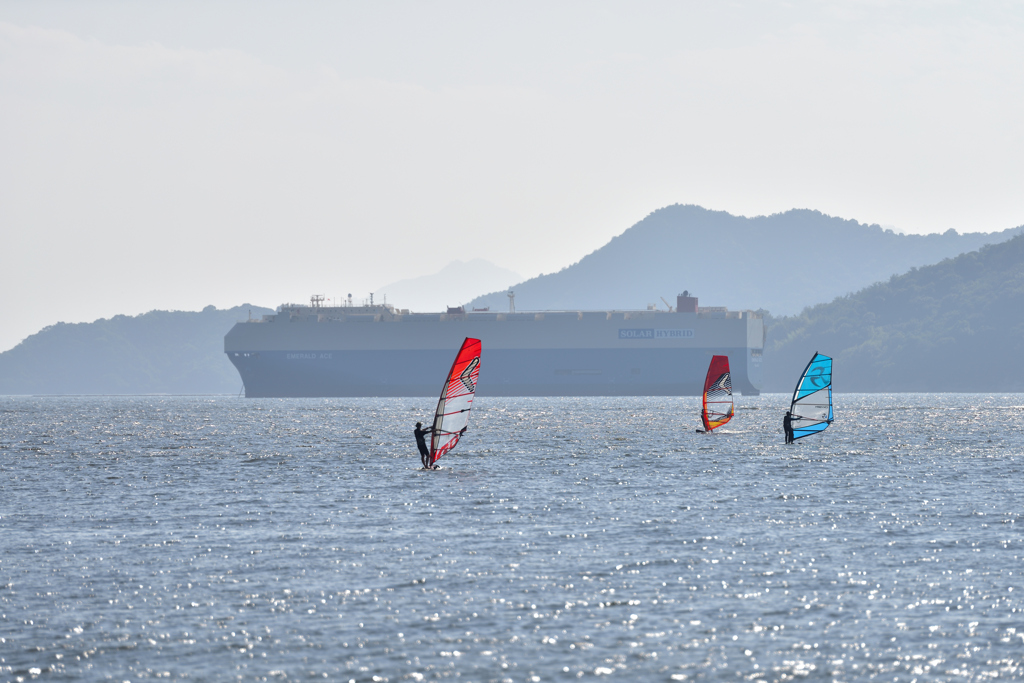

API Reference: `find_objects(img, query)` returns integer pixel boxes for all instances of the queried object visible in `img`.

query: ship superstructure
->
[224,293,765,397]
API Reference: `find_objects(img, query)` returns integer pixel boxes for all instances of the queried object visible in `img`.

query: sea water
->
[1,394,1022,681]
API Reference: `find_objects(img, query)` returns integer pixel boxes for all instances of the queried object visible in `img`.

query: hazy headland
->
[0,305,272,396]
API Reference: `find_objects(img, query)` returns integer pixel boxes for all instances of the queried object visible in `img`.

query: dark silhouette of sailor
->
[783,411,794,444]
[414,421,434,468]
[696,408,708,433]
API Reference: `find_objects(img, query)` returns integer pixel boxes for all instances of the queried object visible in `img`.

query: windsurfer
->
[696,408,708,433]
[414,421,434,469]
[783,411,794,444]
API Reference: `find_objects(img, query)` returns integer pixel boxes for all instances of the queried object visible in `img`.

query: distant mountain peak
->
[466,204,1023,315]
[375,259,523,312]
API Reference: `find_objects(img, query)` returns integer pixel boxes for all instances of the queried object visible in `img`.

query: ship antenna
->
[507,290,515,314]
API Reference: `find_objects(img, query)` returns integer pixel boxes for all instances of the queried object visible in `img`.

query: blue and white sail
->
[790,352,833,440]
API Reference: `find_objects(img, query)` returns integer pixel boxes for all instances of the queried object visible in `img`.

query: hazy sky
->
[2,1,1023,351]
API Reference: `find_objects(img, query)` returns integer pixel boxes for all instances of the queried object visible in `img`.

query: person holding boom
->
[414,421,435,469]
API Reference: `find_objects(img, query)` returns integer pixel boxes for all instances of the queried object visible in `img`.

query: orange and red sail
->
[701,355,734,432]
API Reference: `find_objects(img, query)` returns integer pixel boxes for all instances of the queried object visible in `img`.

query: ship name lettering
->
[655,329,694,339]
[619,328,654,339]
[619,328,694,340]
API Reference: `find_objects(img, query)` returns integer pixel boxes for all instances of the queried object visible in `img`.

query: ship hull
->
[228,347,761,397]
[225,310,764,397]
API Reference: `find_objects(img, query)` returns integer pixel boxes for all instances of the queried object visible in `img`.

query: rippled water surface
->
[2,394,1023,682]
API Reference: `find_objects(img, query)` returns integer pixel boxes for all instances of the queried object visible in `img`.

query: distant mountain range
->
[0,305,272,395]
[3,204,1023,395]
[467,205,1023,316]
[762,233,1024,392]
[376,259,522,312]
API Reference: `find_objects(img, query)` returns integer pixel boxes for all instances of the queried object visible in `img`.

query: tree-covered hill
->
[763,234,1024,392]
[468,205,1022,316]
[0,305,272,395]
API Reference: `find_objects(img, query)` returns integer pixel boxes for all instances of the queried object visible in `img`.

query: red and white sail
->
[429,338,482,466]
[701,355,734,432]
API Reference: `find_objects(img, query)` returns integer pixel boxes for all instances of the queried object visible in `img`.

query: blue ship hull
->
[228,347,762,397]
[225,303,765,397]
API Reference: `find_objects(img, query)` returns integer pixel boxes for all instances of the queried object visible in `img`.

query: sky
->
[2,1,1023,351]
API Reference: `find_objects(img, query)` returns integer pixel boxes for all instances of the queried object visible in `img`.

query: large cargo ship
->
[224,293,765,397]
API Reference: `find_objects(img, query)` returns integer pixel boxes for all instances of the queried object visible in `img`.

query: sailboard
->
[789,352,833,440]
[428,337,482,467]
[701,355,734,432]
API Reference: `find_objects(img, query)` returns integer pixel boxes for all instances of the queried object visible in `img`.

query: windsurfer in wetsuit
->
[783,411,794,444]
[414,421,434,469]
[696,408,708,433]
